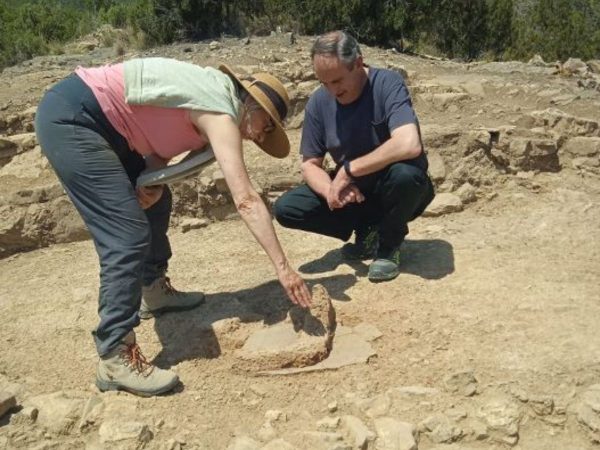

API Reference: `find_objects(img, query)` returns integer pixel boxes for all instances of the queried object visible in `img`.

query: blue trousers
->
[35,74,172,356]
[274,163,434,251]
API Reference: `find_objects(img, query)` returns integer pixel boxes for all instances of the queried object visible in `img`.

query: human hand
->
[277,265,312,308]
[327,167,353,210]
[327,183,364,210]
[340,184,365,206]
[136,185,164,209]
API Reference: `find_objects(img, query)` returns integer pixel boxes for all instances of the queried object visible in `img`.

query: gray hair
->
[238,88,262,112]
[310,31,362,68]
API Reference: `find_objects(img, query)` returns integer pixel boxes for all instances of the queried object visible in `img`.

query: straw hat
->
[219,64,290,158]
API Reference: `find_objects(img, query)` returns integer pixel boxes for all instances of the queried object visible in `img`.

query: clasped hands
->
[326,168,365,210]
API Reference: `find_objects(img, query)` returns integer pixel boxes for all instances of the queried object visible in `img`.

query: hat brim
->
[219,64,290,159]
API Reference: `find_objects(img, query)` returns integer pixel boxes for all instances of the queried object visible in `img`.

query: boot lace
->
[162,276,179,296]
[121,343,154,376]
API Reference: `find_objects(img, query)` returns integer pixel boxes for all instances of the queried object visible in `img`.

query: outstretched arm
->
[192,110,311,307]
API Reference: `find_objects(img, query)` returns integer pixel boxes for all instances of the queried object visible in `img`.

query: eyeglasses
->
[263,117,275,134]
[249,108,276,134]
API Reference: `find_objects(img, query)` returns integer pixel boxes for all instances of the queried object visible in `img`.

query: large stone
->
[26,391,87,435]
[455,182,477,204]
[573,157,600,171]
[561,137,600,157]
[78,395,105,432]
[9,182,64,206]
[341,415,375,450]
[420,125,462,149]
[588,60,600,74]
[506,138,559,172]
[262,325,376,375]
[528,109,599,137]
[528,395,554,416]
[562,58,589,76]
[0,145,48,178]
[477,397,521,446]
[0,195,88,258]
[422,193,463,217]
[444,370,478,397]
[374,417,418,450]
[235,284,335,370]
[420,414,463,444]
[98,420,153,444]
[0,136,18,160]
[6,133,37,151]
[427,153,446,182]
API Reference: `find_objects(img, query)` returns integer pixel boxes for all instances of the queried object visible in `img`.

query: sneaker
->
[140,276,205,319]
[368,245,401,282]
[341,226,379,260]
[96,331,179,397]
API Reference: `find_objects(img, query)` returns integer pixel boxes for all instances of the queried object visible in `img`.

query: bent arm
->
[192,111,311,306]
[347,123,422,178]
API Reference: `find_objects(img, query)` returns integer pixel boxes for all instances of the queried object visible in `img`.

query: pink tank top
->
[75,64,208,159]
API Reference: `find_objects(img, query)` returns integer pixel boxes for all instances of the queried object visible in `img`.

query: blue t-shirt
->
[300,67,427,183]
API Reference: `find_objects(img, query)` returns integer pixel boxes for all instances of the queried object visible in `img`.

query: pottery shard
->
[235,284,336,370]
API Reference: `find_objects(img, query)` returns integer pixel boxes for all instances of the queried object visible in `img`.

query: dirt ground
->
[1,34,600,450]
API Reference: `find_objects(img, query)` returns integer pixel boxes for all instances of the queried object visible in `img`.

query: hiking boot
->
[341,226,379,260]
[96,331,179,397]
[368,245,401,282]
[140,276,205,319]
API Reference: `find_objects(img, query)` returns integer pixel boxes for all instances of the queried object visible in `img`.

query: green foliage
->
[0,0,94,68]
[1,0,599,70]
[512,0,600,60]
[486,0,514,58]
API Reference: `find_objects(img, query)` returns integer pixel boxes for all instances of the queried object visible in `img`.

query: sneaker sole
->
[139,298,205,320]
[368,266,400,282]
[95,377,180,397]
[368,271,400,282]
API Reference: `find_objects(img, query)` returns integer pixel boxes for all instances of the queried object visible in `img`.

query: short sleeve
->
[382,72,418,132]
[299,97,326,159]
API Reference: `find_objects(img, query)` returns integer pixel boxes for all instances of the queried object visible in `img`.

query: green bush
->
[1,0,599,71]
[0,0,94,67]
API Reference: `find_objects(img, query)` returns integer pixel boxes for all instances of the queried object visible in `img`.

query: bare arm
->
[192,110,311,307]
[301,156,331,199]
[347,123,422,177]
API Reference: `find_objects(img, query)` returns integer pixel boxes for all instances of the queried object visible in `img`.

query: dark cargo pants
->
[35,74,171,356]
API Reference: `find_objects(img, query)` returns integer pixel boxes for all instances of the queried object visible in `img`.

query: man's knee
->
[382,163,430,196]
[273,192,296,226]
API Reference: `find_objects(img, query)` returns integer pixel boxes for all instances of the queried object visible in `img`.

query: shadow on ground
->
[151,273,356,368]
[299,239,455,280]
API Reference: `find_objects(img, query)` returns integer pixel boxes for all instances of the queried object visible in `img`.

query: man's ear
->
[355,55,364,70]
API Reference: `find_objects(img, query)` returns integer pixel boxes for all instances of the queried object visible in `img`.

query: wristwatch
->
[343,160,356,180]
